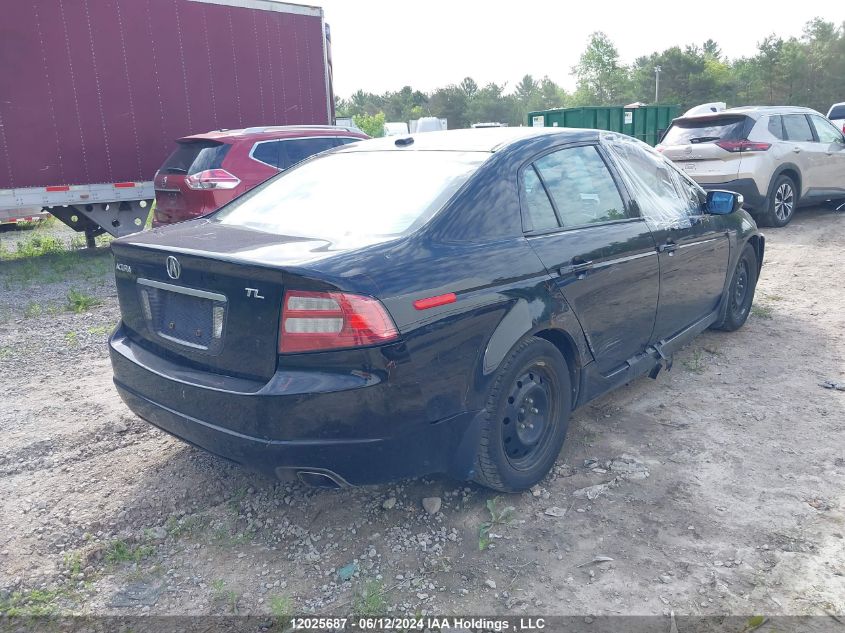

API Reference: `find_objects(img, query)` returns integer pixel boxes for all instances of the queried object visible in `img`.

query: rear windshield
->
[828,105,845,119]
[161,141,230,175]
[661,116,750,145]
[214,150,487,238]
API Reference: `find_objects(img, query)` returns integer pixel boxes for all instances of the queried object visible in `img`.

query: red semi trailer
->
[0,0,334,245]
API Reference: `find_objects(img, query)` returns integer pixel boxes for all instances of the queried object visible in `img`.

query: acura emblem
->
[166,256,181,280]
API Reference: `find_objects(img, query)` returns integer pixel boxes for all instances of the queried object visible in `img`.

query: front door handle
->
[657,241,678,255]
[792,147,802,153]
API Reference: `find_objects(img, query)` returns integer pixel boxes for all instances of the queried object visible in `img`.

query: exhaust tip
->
[296,470,344,489]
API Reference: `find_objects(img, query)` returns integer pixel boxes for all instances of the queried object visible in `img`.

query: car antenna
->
[394,136,414,147]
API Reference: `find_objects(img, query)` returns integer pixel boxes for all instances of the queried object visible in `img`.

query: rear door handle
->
[657,241,678,254]
[557,260,594,278]
[793,147,802,153]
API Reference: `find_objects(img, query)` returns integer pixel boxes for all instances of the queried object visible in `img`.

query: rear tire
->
[759,174,797,227]
[472,336,571,492]
[712,243,758,331]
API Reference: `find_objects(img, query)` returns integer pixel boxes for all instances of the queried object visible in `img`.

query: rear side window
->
[661,116,750,146]
[161,141,229,175]
[279,137,339,169]
[533,145,626,228]
[521,167,559,231]
[767,115,785,140]
[252,141,282,168]
[783,115,814,142]
[828,105,845,119]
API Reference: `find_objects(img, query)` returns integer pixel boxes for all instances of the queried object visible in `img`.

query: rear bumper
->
[700,179,766,210]
[109,329,481,486]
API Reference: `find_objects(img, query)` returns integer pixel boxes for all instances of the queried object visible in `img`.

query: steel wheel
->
[501,366,558,471]
[473,336,572,492]
[730,258,750,321]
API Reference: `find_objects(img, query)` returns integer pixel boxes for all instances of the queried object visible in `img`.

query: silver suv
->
[657,106,845,227]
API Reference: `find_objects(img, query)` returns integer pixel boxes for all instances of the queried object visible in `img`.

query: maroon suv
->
[152,126,368,226]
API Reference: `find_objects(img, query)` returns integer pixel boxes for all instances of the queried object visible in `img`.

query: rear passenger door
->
[782,114,818,194]
[522,143,659,375]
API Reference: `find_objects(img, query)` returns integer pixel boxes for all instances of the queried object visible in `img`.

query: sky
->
[318,0,845,98]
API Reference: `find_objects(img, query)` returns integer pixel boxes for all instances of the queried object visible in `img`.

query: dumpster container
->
[529,104,680,146]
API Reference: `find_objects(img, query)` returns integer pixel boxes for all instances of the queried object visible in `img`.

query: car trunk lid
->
[111,223,371,382]
[659,114,754,183]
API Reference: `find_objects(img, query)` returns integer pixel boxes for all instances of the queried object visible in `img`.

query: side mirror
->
[706,190,743,215]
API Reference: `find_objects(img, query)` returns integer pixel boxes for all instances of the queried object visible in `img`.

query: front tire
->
[760,174,797,227]
[473,336,571,492]
[712,243,758,331]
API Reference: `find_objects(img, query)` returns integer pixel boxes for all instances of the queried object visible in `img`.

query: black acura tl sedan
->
[109,128,764,492]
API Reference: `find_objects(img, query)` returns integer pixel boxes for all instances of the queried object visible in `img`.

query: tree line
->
[336,18,845,134]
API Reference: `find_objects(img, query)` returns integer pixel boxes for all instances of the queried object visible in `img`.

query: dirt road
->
[1,209,843,618]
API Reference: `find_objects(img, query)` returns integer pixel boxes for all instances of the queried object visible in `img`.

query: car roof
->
[178,125,368,143]
[336,127,599,153]
[676,105,821,122]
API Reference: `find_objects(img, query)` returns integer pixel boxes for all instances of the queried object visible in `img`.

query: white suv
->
[828,102,845,132]
[657,106,845,227]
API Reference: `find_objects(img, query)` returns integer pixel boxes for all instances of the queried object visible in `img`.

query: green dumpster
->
[528,104,680,146]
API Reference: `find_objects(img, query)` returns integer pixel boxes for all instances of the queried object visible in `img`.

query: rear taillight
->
[715,140,771,153]
[279,290,399,353]
[185,169,240,190]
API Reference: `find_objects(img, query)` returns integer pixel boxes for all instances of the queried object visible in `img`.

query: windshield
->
[213,150,488,238]
[661,116,750,145]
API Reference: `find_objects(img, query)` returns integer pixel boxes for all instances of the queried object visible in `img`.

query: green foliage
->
[269,594,293,618]
[337,18,845,126]
[352,112,386,138]
[104,540,154,565]
[1,234,65,260]
[353,579,386,616]
[0,588,63,616]
[66,289,102,313]
[478,497,516,551]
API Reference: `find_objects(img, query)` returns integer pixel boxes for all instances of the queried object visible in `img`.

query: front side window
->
[604,136,688,226]
[214,150,487,239]
[810,115,844,144]
[532,145,626,228]
[783,114,814,142]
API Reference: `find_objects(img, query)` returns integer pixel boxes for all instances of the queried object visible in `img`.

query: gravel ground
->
[1,209,843,619]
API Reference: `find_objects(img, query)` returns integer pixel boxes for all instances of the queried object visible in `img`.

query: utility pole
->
[654,65,662,104]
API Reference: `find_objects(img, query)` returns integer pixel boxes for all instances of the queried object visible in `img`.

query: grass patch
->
[0,588,63,616]
[353,579,386,616]
[269,594,293,618]
[64,331,79,348]
[165,514,210,539]
[63,551,83,577]
[87,324,113,337]
[211,579,240,614]
[478,497,516,551]
[24,302,42,318]
[104,540,154,565]
[682,349,706,374]
[66,289,103,313]
[0,234,65,260]
[751,303,774,319]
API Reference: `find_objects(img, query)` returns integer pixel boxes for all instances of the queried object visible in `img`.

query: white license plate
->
[683,163,696,172]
